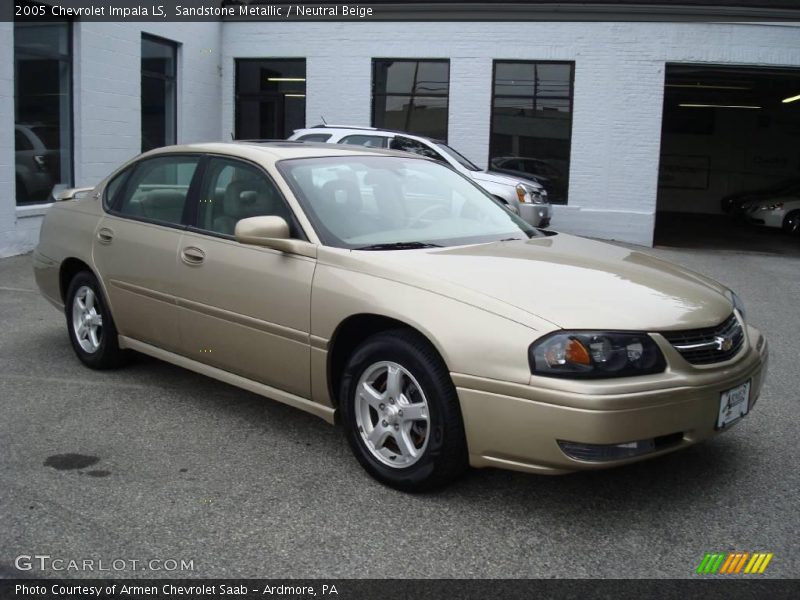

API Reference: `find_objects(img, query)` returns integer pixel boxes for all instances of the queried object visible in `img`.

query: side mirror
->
[234,216,317,258]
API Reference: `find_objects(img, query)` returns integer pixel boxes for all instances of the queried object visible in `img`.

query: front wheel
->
[782,210,800,236]
[65,271,127,369]
[339,330,468,492]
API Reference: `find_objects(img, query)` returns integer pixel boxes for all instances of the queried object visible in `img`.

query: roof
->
[142,141,420,162]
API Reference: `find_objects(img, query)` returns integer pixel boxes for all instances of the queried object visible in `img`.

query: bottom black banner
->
[1,579,799,600]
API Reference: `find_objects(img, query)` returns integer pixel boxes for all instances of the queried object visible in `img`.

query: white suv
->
[288,125,552,228]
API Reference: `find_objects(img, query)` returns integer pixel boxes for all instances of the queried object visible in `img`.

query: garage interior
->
[655,64,800,254]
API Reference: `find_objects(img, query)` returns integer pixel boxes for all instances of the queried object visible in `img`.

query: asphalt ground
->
[0,237,798,579]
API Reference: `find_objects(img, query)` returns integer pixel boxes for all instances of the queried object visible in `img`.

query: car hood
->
[331,234,733,331]
[471,170,542,190]
[749,195,800,209]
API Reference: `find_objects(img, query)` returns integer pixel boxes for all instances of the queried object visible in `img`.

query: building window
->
[489,61,574,203]
[235,59,306,140]
[141,34,178,153]
[14,19,73,204]
[372,59,449,140]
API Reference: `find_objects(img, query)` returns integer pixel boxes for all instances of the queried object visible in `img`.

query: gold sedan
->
[33,143,768,491]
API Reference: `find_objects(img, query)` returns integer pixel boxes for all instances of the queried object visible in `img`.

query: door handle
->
[181,246,206,265]
[97,227,114,244]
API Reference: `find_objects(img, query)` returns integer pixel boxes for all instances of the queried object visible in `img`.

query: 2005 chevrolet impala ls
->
[34,142,769,491]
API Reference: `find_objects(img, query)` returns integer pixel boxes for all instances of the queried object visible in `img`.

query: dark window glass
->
[235,59,306,140]
[14,19,73,204]
[195,158,294,237]
[104,169,130,210]
[372,59,449,141]
[490,61,574,204]
[339,135,388,148]
[117,156,199,226]
[298,133,332,142]
[141,35,177,152]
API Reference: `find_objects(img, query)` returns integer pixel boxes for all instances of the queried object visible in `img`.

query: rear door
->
[93,154,202,353]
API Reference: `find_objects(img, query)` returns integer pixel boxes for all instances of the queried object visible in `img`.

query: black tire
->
[65,271,127,369]
[339,329,468,492]
[782,210,800,236]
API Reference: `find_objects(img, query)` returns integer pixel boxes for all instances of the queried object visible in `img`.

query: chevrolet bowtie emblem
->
[715,335,733,352]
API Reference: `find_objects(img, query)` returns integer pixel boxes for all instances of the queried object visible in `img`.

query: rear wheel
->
[65,271,127,369]
[339,330,468,492]
[782,210,800,235]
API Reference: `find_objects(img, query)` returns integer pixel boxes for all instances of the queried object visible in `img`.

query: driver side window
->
[195,157,295,237]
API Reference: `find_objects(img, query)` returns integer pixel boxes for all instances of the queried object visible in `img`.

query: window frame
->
[13,15,74,204]
[141,33,179,153]
[371,58,450,141]
[234,58,307,140]
[488,59,575,205]
[106,153,205,230]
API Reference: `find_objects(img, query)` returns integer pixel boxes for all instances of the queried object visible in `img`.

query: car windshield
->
[434,143,481,172]
[278,156,538,249]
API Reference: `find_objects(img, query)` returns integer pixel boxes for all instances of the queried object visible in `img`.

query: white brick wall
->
[0,22,15,257]
[2,19,799,256]
[223,20,800,246]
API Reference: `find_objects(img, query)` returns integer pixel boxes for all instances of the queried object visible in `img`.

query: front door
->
[171,156,315,398]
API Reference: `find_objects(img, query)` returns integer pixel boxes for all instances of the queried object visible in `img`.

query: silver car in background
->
[745,195,800,235]
[289,125,552,228]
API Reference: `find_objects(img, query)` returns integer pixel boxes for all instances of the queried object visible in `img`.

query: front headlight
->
[529,331,666,379]
[516,183,545,205]
[729,290,746,322]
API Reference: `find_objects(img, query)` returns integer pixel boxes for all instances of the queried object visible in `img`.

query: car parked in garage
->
[34,142,768,491]
[289,125,552,228]
[744,195,800,235]
[721,178,800,217]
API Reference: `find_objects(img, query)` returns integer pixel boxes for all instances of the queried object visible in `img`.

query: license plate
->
[717,381,751,429]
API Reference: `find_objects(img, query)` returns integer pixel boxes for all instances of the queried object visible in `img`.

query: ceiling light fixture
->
[285,94,306,98]
[679,103,762,109]
[268,77,306,82]
[666,83,750,90]
[782,93,800,104]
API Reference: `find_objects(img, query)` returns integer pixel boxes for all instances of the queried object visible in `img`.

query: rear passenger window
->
[298,133,332,142]
[339,135,388,148]
[195,157,295,237]
[116,156,200,226]
[390,136,445,161]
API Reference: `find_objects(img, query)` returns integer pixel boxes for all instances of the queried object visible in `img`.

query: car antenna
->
[320,115,327,125]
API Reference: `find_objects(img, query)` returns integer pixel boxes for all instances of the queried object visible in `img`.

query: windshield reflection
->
[278,156,537,249]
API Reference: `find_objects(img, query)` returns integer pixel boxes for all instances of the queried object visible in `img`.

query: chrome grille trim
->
[661,314,744,365]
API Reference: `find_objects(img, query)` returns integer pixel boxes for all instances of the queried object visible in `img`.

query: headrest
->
[320,179,362,213]
[224,179,270,218]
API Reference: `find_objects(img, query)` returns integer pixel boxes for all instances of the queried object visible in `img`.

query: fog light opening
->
[558,432,683,462]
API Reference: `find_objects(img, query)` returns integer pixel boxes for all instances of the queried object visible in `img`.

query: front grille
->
[661,313,744,365]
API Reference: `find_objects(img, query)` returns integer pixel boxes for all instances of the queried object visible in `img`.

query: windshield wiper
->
[353,241,442,251]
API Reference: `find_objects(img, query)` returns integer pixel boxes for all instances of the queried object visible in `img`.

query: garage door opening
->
[655,64,800,254]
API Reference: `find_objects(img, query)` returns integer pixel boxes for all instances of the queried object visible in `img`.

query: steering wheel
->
[409,204,450,228]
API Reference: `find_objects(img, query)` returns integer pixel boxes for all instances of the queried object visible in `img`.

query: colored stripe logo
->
[696,552,773,574]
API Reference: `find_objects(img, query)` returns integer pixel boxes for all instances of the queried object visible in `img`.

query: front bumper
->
[746,208,785,228]
[519,202,552,228]
[454,326,768,474]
